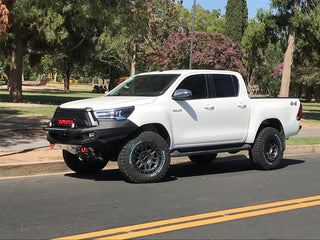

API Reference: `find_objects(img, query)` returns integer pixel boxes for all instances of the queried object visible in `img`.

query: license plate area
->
[57,119,75,128]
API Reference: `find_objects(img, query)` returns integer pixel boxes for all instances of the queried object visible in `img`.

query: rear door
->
[206,74,250,143]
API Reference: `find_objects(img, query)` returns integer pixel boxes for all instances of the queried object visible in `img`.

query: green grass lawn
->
[0,105,58,117]
[0,89,101,105]
[286,136,320,145]
[302,102,320,124]
[0,88,103,117]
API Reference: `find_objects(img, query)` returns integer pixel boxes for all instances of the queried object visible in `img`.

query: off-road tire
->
[63,149,108,174]
[250,127,284,170]
[189,153,217,164]
[118,131,171,183]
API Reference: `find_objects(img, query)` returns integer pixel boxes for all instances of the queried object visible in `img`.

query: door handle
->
[205,105,215,110]
[237,103,247,108]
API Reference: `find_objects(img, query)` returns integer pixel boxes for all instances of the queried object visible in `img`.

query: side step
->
[171,144,252,157]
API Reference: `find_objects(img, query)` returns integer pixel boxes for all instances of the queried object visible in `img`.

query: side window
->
[210,74,239,98]
[231,75,239,95]
[176,74,207,99]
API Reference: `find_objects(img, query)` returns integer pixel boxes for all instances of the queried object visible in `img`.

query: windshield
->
[108,74,180,96]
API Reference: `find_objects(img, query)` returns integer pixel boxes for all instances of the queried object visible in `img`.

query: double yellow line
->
[53,195,320,240]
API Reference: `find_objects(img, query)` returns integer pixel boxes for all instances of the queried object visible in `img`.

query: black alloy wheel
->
[250,127,284,170]
[118,131,171,183]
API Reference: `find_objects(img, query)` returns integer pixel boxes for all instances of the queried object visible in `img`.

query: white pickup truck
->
[47,70,302,183]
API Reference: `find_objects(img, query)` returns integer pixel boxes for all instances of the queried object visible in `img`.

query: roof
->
[137,69,240,76]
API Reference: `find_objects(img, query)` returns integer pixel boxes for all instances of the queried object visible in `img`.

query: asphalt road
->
[1,154,319,239]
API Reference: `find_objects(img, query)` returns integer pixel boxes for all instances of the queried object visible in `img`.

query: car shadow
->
[64,156,305,183]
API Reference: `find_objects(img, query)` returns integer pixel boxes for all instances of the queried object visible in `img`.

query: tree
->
[57,0,115,92]
[271,61,320,101]
[272,0,320,97]
[193,5,226,34]
[151,31,246,74]
[95,31,132,90]
[0,0,12,88]
[176,4,226,34]
[271,0,300,97]
[241,8,281,96]
[0,0,15,34]
[118,0,180,76]
[225,0,248,43]
[241,19,267,95]
[1,0,118,101]
[1,0,68,102]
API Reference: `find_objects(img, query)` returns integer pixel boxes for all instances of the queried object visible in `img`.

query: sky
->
[182,0,271,19]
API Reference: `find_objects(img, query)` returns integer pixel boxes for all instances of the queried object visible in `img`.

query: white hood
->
[60,96,157,110]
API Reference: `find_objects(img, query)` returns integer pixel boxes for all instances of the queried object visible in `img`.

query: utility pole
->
[189,0,196,69]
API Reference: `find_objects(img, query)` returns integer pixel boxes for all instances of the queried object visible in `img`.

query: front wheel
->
[63,149,108,174]
[250,127,284,170]
[118,131,171,183]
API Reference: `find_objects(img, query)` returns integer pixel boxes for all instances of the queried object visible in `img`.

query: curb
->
[285,144,320,155]
[1,145,319,179]
[0,161,70,178]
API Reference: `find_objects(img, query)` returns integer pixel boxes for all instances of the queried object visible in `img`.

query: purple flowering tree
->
[271,62,284,79]
[150,31,246,75]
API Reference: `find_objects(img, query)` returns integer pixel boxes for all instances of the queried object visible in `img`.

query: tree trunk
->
[130,39,137,76]
[64,59,71,92]
[315,86,320,103]
[246,67,255,97]
[9,23,23,102]
[279,25,295,97]
[279,0,299,97]
[54,72,57,83]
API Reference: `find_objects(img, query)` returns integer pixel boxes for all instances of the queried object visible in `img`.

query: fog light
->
[88,132,95,138]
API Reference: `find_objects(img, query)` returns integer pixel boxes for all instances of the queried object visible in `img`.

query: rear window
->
[210,74,239,98]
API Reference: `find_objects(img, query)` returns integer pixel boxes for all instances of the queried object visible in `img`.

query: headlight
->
[94,106,135,120]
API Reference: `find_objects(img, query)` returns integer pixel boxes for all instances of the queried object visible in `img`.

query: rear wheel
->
[189,153,217,164]
[250,127,284,170]
[118,131,170,183]
[63,149,108,174]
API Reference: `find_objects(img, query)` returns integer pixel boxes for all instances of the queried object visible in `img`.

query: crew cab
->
[47,70,302,183]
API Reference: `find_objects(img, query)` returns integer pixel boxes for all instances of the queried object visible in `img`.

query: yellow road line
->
[52,195,320,240]
[97,200,320,240]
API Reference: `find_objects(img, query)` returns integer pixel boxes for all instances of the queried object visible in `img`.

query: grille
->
[53,108,93,127]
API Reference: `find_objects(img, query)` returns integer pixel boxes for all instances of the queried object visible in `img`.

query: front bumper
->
[47,119,138,146]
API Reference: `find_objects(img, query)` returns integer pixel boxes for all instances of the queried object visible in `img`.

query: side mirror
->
[172,89,192,100]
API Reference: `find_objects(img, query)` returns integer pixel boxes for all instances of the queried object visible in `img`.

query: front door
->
[170,74,216,147]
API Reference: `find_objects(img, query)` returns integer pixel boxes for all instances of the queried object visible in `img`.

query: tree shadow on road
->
[64,156,305,183]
